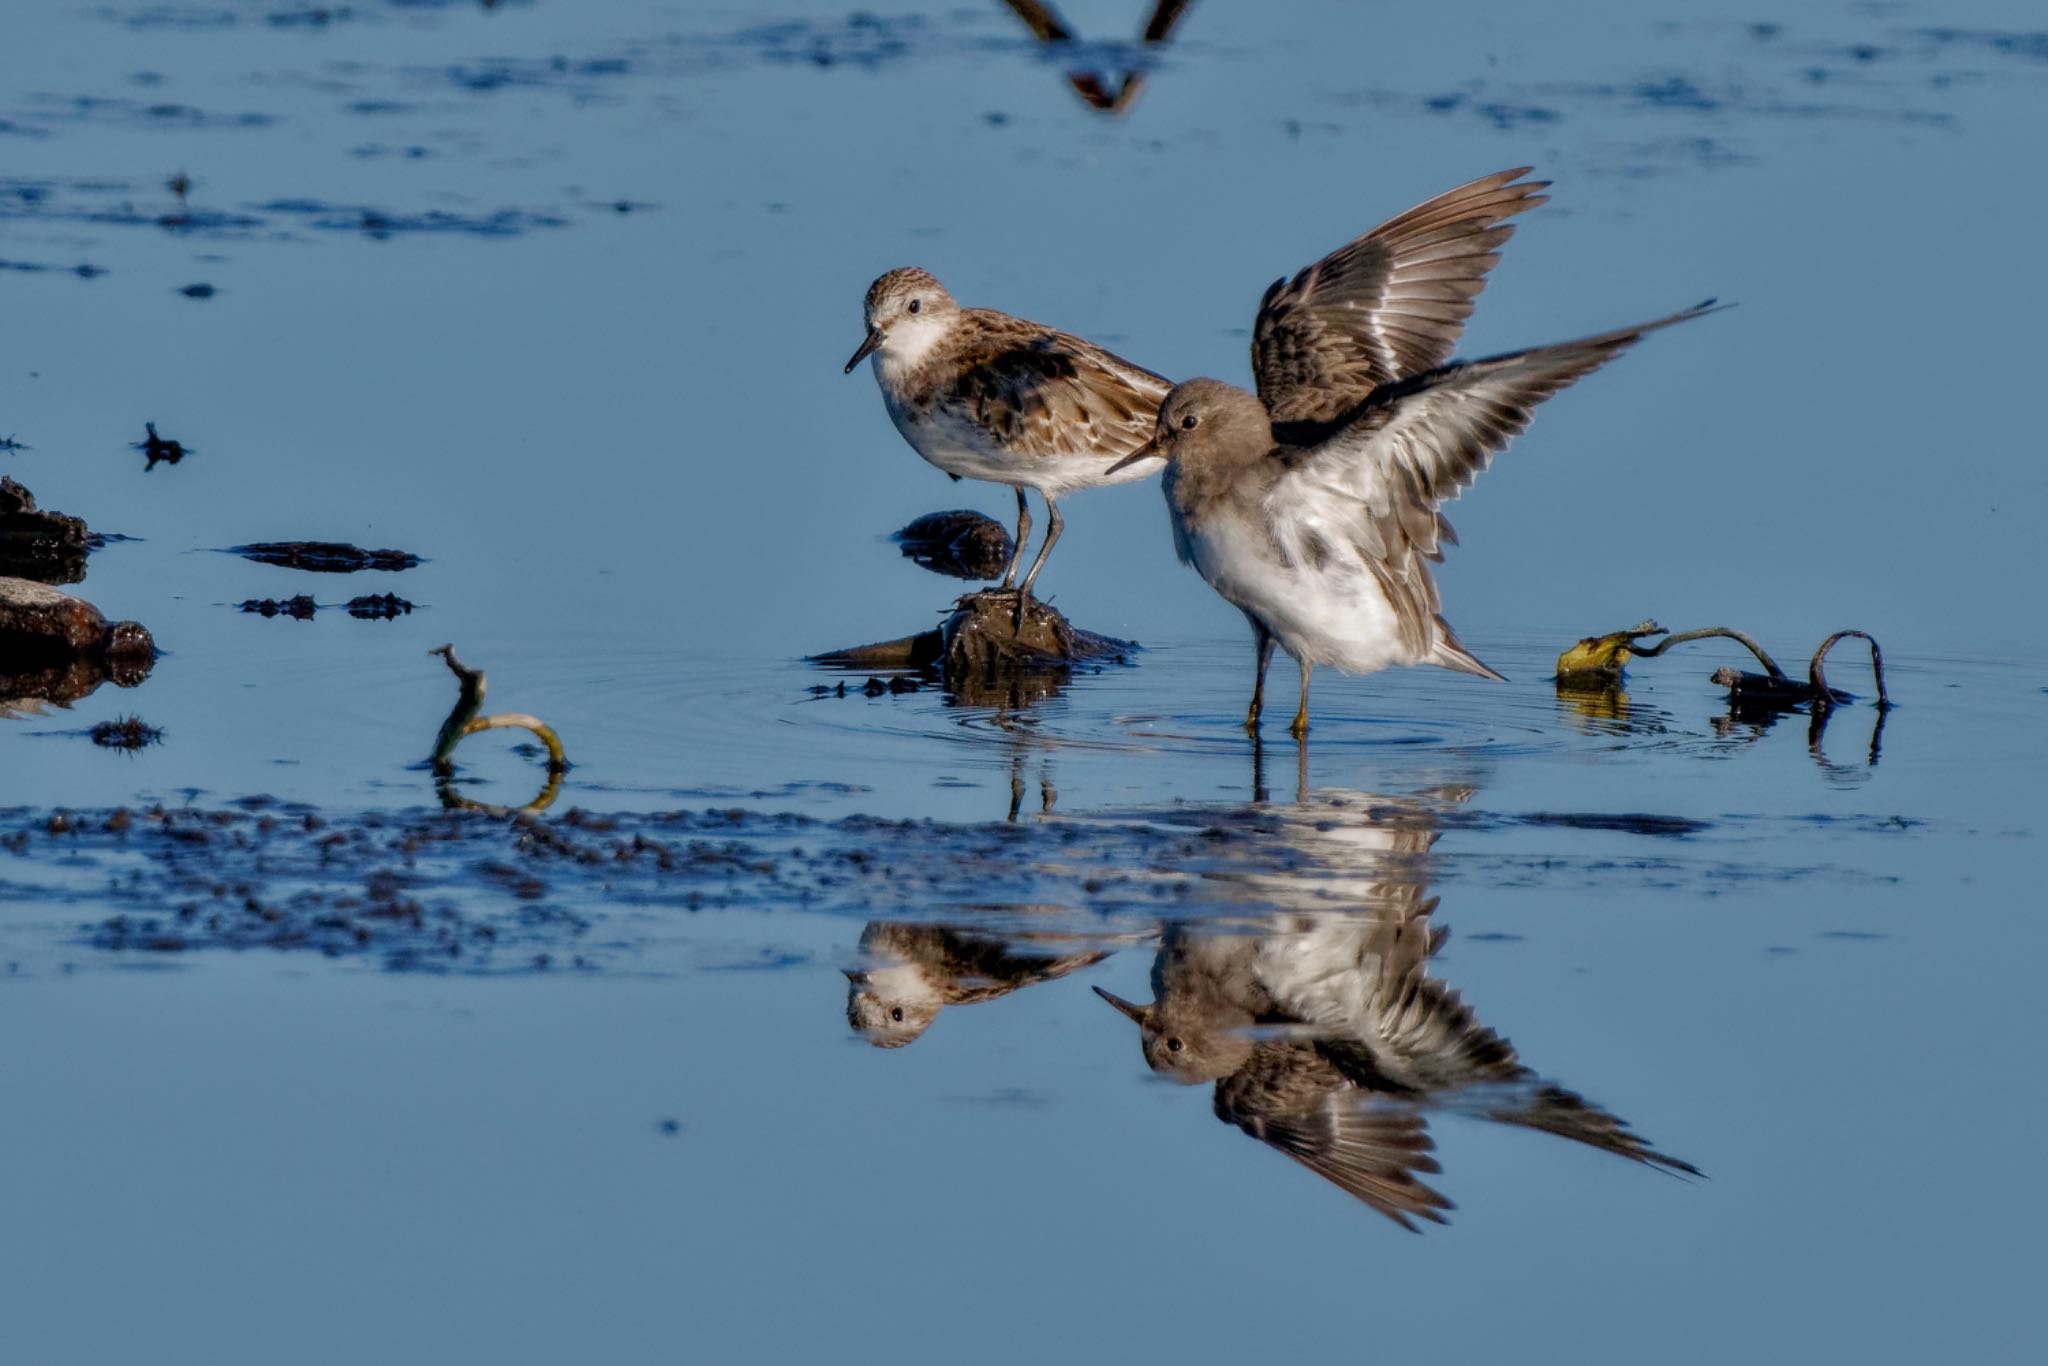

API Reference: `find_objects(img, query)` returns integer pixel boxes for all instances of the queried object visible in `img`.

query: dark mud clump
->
[240,594,317,619]
[812,590,1133,704]
[0,577,156,711]
[348,592,414,619]
[894,509,1013,580]
[89,715,163,749]
[0,477,90,583]
[229,541,422,572]
[131,421,191,470]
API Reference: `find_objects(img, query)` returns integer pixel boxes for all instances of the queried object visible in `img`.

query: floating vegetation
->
[228,540,421,572]
[239,594,317,619]
[0,477,90,584]
[1555,619,1890,714]
[347,592,413,619]
[429,644,567,815]
[89,715,164,749]
[131,421,191,470]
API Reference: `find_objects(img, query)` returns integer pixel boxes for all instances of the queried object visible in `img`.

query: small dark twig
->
[1629,626,1790,681]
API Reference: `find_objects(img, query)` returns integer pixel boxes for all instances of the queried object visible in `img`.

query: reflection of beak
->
[844,329,883,373]
[1092,985,1151,1026]
[1105,435,1162,475]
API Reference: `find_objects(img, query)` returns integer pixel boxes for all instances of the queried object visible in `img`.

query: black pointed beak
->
[1092,985,1151,1025]
[844,329,883,374]
[1105,435,1162,475]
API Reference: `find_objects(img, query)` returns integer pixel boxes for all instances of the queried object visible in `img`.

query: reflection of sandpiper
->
[846,919,1113,1048]
[1095,785,1695,1228]
[1097,907,1697,1229]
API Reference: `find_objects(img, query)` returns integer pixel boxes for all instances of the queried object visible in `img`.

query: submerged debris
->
[0,576,156,713]
[89,714,163,749]
[811,589,1134,704]
[239,594,317,619]
[1556,619,1890,714]
[429,644,568,815]
[893,509,1014,580]
[0,476,90,583]
[228,541,421,572]
[131,421,191,470]
[177,282,216,298]
[347,592,414,619]
[0,434,29,453]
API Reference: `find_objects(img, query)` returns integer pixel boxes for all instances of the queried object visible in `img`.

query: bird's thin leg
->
[999,487,1032,591]
[1290,662,1312,739]
[1246,623,1275,733]
[1014,496,1062,625]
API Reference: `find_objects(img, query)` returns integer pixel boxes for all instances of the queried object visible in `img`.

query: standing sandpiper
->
[1108,173,1720,736]
[845,267,1173,621]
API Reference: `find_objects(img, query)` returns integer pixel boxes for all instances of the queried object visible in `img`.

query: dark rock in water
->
[0,576,156,710]
[177,282,216,298]
[240,594,317,619]
[347,592,414,619]
[131,421,191,470]
[228,541,422,572]
[90,715,163,749]
[811,590,1134,706]
[0,477,90,584]
[894,509,1013,580]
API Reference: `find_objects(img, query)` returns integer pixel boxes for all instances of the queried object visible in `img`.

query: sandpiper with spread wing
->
[1105,169,1721,735]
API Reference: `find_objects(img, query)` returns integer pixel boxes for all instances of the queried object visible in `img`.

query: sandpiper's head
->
[1108,377,1271,472]
[845,968,942,1048]
[844,267,959,373]
[1092,985,1251,1083]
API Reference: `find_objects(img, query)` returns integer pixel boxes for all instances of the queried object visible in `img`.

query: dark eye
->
[1166,1037,1183,1053]
[1180,414,1199,430]
[890,1007,904,1022]
[907,298,921,314]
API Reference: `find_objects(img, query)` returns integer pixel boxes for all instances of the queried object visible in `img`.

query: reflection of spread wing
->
[1252,168,1550,425]
[1214,1044,1451,1231]
[1462,1079,1702,1177]
[945,316,1171,461]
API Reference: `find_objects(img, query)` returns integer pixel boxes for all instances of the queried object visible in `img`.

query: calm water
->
[3,1,2045,1361]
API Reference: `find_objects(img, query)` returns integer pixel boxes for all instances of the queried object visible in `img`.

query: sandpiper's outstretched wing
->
[1264,301,1722,675]
[1251,168,1551,426]
[1214,1044,1451,1230]
[945,316,1173,460]
[1446,1078,1702,1177]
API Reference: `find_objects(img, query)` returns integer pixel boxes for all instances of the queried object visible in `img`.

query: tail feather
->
[1431,616,1506,681]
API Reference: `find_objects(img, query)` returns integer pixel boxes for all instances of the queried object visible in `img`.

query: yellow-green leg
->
[1290,663,1312,739]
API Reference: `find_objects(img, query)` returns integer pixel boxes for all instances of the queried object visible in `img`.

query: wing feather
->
[1252,168,1551,423]
[1260,302,1721,666]
[1214,1045,1453,1230]
[945,321,1172,462]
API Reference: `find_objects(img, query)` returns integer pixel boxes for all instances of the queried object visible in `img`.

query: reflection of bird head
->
[1092,985,1254,1082]
[845,971,942,1049]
